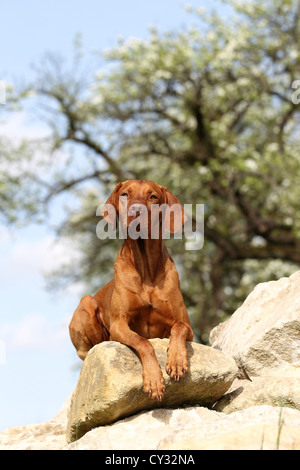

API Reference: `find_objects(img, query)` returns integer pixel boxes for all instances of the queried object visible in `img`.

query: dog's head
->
[102,180,186,238]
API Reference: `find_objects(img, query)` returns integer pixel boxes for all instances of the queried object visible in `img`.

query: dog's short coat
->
[69,180,193,401]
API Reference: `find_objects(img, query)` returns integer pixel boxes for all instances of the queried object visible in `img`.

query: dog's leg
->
[166,322,193,381]
[69,295,109,360]
[110,318,165,401]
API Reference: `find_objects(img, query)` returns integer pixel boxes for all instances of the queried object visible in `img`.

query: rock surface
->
[210,270,300,378]
[0,395,71,450]
[65,405,300,451]
[2,271,300,450]
[2,401,300,450]
[67,338,238,442]
[210,270,300,419]
[214,376,300,414]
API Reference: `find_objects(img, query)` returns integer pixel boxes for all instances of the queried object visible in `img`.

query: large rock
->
[4,272,300,450]
[210,270,300,379]
[65,405,300,450]
[214,376,300,414]
[67,338,238,442]
[0,395,71,450]
[2,400,300,450]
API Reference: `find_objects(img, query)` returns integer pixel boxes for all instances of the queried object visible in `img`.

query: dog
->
[69,180,193,401]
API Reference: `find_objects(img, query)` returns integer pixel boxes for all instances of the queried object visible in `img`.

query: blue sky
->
[0,0,227,432]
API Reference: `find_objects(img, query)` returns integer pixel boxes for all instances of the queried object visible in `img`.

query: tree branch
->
[42,170,107,204]
[69,131,125,181]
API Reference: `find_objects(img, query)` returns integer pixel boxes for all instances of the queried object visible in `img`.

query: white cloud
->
[0,227,14,244]
[0,110,49,141]
[0,230,84,353]
[0,312,70,352]
[0,232,81,284]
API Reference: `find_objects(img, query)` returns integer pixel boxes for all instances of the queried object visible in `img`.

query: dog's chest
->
[129,309,172,339]
[128,287,174,339]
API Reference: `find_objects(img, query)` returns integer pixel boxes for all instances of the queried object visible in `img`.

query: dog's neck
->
[122,237,168,283]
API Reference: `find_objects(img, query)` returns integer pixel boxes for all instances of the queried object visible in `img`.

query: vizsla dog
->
[69,180,193,401]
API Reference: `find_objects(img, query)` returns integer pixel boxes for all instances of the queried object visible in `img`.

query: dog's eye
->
[121,192,128,197]
[149,194,158,200]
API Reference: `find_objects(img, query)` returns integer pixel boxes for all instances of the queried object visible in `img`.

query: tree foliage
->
[2,0,300,341]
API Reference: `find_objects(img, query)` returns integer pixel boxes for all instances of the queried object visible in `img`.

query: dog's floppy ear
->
[102,182,123,225]
[160,186,187,233]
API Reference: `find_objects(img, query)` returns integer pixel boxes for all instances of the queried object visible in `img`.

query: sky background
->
[0,0,228,432]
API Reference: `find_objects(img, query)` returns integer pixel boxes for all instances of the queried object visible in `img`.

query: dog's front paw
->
[166,347,188,381]
[143,367,165,401]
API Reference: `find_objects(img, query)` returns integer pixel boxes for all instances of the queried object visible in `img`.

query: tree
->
[2,0,300,341]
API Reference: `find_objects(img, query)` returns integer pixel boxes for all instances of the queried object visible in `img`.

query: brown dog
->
[69,180,193,401]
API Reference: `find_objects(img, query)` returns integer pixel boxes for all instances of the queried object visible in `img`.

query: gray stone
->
[67,338,238,442]
[214,376,300,414]
[0,394,72,451]
[210,270,300,378]
[65,405,300,451]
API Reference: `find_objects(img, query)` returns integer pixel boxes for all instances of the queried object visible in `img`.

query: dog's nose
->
[128,204,146,216]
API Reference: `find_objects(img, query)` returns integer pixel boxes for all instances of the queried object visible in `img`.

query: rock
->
[210,270,300,378]
[0,422,66,451]
[2,400,300,450]
[166,423,300,451]
[4,271,300,450]
[65,405,300,450]
[0,394,72,450]
[214,377,300,414]
[67,338,238,443]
